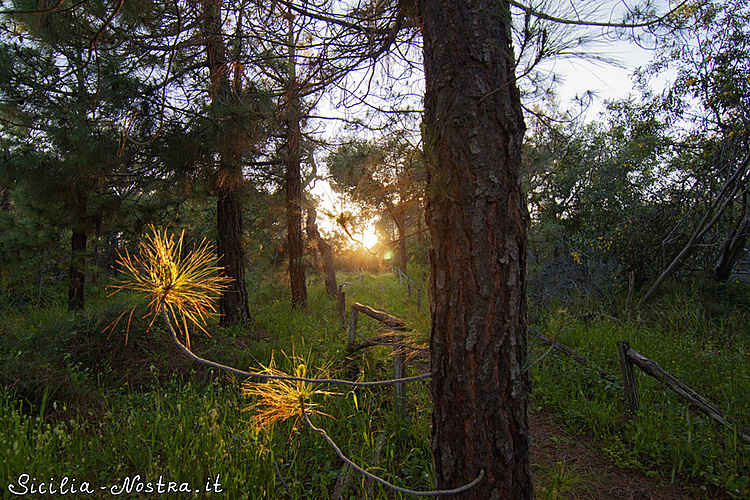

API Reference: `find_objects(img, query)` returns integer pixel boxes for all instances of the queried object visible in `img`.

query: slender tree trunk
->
[68,228,87,311]
[217,186,251,325]
[285,92,307,308]
[306,209,338,298]
[419,1,533,498]
[395,210,408,274]
[284,11,307,308]
[386,201,408,274]
[715,191,750,281]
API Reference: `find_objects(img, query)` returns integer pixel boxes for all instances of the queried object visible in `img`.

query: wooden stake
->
[618,340,641,413]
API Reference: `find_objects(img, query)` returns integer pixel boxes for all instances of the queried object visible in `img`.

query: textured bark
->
[68,229,87,311]
[285,91,307,308]
[203,0,251,324]
[283,14,307,309]
[217,187,251,325]
[419,1,533,498]
[385,201,408,274]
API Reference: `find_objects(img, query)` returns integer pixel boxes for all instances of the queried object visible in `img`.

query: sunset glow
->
[361,227,379,249]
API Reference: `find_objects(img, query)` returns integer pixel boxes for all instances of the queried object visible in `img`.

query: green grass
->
[0,270,432,499]
[2,270,750,498]
[529,283,750,499]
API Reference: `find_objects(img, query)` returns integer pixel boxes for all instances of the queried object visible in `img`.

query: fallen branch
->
[533,331,620,384]
[160,303,431,388]
[352,302,406,330]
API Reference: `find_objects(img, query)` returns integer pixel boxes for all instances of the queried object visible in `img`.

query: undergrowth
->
[529,280,750,499]
[1,271,749,498]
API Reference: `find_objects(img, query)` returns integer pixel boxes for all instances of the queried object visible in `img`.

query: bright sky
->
[310,1,677,247]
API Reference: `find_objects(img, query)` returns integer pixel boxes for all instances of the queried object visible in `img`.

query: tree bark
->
[68,228,87,311]
[284,13,307,309]
[419,1,534,498]
[217,186,251,325]
[385,201,408,274]
[203,0,252,324]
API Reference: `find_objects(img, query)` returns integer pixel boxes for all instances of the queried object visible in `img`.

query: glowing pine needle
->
[106,225,232,347]
[242,351,337,433]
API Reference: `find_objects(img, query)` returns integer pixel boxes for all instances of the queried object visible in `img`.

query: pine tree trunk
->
[395,210,408,274]
[285,99,307,308]
[307,208,338,298]
[202,0,253,323]
[68,229,87,311]
[284,14,307,309]
[386,202,408,274]
[419,1,534,498]
[217,186,251,325]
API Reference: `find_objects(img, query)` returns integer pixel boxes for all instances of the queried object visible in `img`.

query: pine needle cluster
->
[107,226,231,346]
[242,351,337,433]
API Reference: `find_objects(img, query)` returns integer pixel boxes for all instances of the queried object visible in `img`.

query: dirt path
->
[530,412,723,500]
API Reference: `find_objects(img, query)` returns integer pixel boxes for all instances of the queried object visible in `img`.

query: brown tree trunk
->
[306,208,338,298]
[386,201,408,274]
[217,187,251,325]
[284,11,307,309]
[203,0,252,324]
[715,192,750,281]
[395,210,408,274]
[419,1,534,498]
[285,91,307,308]
[68,229,87,311]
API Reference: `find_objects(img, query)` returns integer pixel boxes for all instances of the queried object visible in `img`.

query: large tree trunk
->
[419,1,534,498]
[217,186,251,325]
[284,12,307,309]
[68,228,87,311]
[203,0,252,324]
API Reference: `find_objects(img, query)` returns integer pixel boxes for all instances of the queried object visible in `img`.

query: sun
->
[361,226,379,249]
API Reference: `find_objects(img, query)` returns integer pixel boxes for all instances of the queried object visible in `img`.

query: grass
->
[0,267,433,499]
[1,262,749,498]
[529,281,750,499]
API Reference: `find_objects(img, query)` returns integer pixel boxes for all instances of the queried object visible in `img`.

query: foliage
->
[107,226,231,346]
[242,350,337,432]
[526,99,678,291]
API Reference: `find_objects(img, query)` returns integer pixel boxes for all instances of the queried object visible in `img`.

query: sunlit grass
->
[106,225,231,347]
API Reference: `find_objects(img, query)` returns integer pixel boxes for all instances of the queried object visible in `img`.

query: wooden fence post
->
[349,302,407,414]
[618,340,640,412]
[338,287,346,323]
[348,307,358,349]
[393,339,405,415]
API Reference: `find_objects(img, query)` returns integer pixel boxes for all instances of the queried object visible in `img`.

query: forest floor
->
[530,411,721,500]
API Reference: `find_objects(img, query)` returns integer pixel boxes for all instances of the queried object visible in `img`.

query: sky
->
[310,1,677,245]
